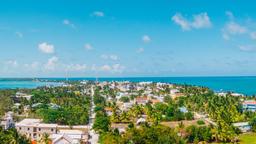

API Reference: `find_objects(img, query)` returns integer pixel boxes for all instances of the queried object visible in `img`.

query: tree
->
[93,112,110,133]
[39,133,51,144]
[249,116,256,132]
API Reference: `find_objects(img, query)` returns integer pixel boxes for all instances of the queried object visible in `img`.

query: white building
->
[15,119,88,143]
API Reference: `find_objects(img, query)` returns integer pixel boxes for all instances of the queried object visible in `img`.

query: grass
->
[239,133,256,144]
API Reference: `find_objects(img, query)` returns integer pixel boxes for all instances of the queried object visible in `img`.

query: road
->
[88,85,99,144]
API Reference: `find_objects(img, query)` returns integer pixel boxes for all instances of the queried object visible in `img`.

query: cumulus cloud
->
[84,43,93,50]
[38,42,55,54]
[191,13,212,29]
[142,35,151,43]
[100,54,119,60]
[63,19,76,29]
[222,12,248,40]
[92,11,104,17]
[172,12,212,31]
[100,65,112,71]
[226,11,234,20]
[24,61,40,69]
[15,32,23,38]
[250,32,256,40]
[44,56,58,70]
[66,64,87,71]
[239,45,256,52]
[222,22,247,40]
[99,64,125,73]
[137,48,144,53]
[6,60,18,67]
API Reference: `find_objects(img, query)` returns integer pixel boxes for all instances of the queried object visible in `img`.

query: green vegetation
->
[0,128,30,144]
[99,124,185,144]
[24,86,91,125]
[0,90,15,116]
[239,133,256,144]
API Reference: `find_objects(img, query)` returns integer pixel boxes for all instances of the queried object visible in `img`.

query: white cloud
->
[112,64,125,73]
[226,11,234,20]
[100,65,112,71]
[191,13,212,29]
[38,42,55,54]
[24,61,39,69]
[84,43,93,50]
[44,56,58,70]
[225,22,247,34]
[15,32,23,38]
[137,48,144,53]
[92,11,105,17]
[6,60,18,67]
[239,45,256,52]
[172,12,212,31]
[66,64,87,71]
[250,32,256,40]
[109,55,118,60]
[99,64,125,73]
[222,12,248,40]
[100,54,119,60]
[222,22,247,40]
[172,13,190,31]
[63,19,76,29]
[142,35,151,43]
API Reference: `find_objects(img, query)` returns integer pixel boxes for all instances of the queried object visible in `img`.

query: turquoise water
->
[42,77,256,96]
[1,77,256,95]
[0,79,62,89]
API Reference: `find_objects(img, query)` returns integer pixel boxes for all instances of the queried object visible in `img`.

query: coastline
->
[1,76,256,96]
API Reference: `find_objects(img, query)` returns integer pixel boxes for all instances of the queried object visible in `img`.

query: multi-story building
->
[15,119,88,143]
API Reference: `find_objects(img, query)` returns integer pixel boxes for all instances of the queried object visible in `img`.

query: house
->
[243,100,256,112]
[134,96,149,105]
[16,119,57,140]
[121,102,133,111]
[51,129,88,144]
[15,119,88,143]
[0,112,15,129]
[104,107,113,116]
[15,92,33,100]
[179,107,188,113]
[51,134,73,144]
[233,122,251,132]
[111,123,128,133]
[150,99,160,105]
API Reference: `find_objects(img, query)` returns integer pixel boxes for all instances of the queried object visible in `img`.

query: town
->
[1,80,256,144]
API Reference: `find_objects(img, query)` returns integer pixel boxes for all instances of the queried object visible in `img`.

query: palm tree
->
[39,133,51,144]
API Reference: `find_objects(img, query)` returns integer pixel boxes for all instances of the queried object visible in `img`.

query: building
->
[0,112,15,129]
[104,107,113,116]
[243,100,256,112]
[233,122,251,132]
[134,96,149,105]
[15,119,88,143]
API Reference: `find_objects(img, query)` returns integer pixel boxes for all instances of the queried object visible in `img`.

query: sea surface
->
[1,77,256,96]
[0,78,62,89]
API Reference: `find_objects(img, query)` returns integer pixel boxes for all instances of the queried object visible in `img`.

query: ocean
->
[1,77,256,96]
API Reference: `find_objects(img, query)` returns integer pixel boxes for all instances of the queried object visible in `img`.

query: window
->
[51,128,54,132]
[38,128,41,131]
[19,127,21,130]
[27,128,30,131]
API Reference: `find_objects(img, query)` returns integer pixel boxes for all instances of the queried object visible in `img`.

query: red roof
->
[243,101,256,105]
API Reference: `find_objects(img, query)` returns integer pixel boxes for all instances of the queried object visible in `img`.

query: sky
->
[1,0,256,77]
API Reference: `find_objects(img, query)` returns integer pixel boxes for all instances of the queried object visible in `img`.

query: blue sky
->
[1,0,256,77]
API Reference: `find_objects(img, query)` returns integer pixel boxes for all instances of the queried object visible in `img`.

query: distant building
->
[243,100,256,112]
[104,107,113,116]
[233,122,251,133]
[15,119,88,143]
[134,96,149,105]
[0,112,15,129]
